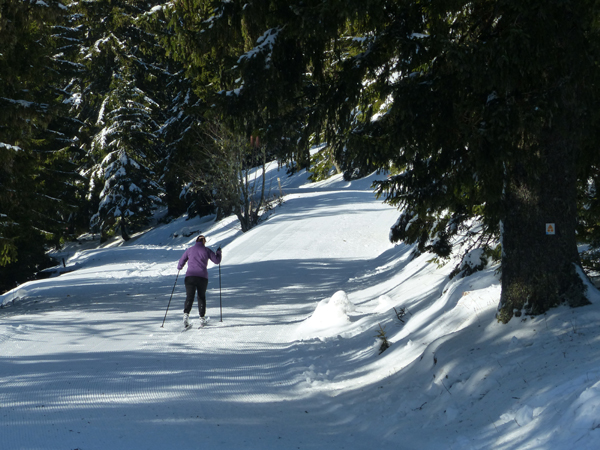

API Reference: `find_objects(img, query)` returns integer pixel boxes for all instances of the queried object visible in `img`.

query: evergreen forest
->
[2,0,600,323]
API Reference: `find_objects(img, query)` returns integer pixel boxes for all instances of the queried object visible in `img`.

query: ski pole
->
[219,262,223,322]
[161,270,180,328]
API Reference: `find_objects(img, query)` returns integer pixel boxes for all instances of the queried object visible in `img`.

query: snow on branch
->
[1,97,44,109]
[0,143,23,152]
[237,26,284,65]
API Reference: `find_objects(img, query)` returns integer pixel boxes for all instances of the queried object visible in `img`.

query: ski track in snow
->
[2,166,600,449]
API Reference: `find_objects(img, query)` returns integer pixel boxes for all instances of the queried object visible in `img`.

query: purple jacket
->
[178,242,222,279]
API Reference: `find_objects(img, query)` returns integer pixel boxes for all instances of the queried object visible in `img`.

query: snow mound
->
[570,381,600,430]
[374,294,395,313]
[292,290,355,340]
[329,290,355,314]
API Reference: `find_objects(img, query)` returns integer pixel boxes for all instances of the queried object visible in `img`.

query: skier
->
[177,234,222,328]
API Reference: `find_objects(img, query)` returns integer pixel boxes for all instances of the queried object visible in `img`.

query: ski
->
[182,323,193,332]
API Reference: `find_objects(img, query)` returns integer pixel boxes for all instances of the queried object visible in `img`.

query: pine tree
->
[63,0,204,224]
[160,0,311,163]
[89,70,163,241]
[51,0,140,237]
[0,0,76,293]
[141,4,209,218]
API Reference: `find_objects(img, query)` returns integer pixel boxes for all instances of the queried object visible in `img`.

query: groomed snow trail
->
[0,173,401,450]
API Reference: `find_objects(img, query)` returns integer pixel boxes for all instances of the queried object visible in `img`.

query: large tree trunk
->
[498,126,589,323]
[119,216,130,242]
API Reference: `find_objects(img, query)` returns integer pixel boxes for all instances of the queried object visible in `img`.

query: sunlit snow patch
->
[293,290,355,340]
[373,294,395,313]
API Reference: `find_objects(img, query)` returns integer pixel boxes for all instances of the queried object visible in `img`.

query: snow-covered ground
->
[2,163,600,450]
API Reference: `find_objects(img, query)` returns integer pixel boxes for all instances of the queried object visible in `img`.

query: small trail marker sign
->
[546,223,556,235]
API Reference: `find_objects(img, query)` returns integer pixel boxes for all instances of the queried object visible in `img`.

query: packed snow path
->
[0,174,402,449]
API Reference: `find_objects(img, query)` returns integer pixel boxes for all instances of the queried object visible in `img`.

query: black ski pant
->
[183,276,209,317]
